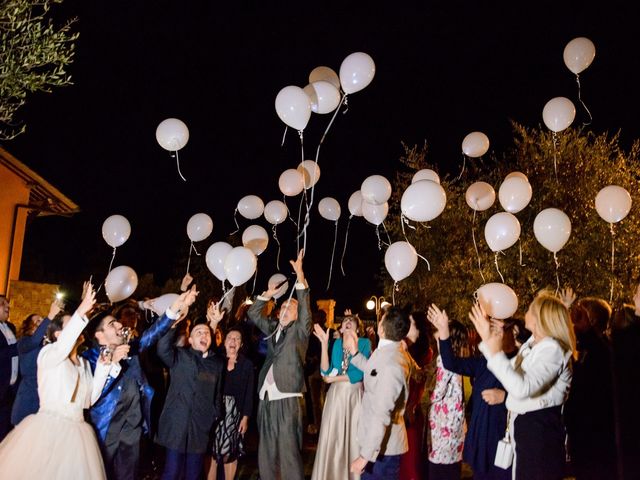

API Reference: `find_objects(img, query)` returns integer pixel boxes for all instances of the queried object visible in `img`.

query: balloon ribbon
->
[326,220,339,291]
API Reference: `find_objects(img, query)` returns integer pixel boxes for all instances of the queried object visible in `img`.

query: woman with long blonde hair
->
[469,290,576,480]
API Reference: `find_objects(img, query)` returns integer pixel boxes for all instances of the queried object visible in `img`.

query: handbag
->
[494,410,514,469]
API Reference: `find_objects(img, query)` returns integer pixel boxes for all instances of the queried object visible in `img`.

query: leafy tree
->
[385,125,640,322]
[0,0,78,139]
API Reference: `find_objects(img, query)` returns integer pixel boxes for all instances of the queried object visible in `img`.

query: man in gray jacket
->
[247,250,311,480]
[345,306,411,480]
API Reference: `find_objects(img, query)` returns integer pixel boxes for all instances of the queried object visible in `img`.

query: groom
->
[345,306,411,480]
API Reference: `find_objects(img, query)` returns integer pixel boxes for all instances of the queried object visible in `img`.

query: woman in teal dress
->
[311,312,372,480]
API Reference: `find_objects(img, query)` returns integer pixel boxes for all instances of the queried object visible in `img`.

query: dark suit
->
[0,320,18,441]
[248,288,311,480]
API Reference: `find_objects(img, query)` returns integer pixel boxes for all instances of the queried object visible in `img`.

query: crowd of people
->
[0,252,639,479]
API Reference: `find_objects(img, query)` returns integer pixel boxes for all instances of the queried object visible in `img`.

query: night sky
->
[5,2,639,313]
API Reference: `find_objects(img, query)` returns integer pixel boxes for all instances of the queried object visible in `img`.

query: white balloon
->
[223,247,257,287]
[412,169,440,184]
[275,86,311,131]
[309,66,341,90]
[237,195,264,220]
[318,197,341,221]
[348,191,364,217]
[339,52,376,94]
[186,213,213,242]
[263,200,288,225]
[563,37,596,75]
[498,177,533,213]
[278,169,304,197]
[505,171,529,182]
[462,131,490,158]
[465,182,496,211]
[595,185,632,223]
[156,118,189,151]
[362,201,388,226]
[102,214,131,248]
[268,273,289,300]
[206,241,233,281]
[149,293,179,316]
[533,208,572,253]
[242,225,269,256]
[297,160,321,189]
[361,175,391,206]
[542,97,576,132]
[476,283,518,319]
[484,212,521,252]
[304,81,341,114]
[401,180,446,222]
[384,241,418,282]
[105,265,138,303]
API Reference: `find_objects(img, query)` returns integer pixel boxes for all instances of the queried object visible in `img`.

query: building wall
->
[8,280,59,334]
[0,165,30,295]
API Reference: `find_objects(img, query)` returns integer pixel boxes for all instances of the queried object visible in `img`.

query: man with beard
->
[84,286,198,480]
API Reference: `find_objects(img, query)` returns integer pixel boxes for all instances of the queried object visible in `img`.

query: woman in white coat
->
[0,282,117,479]
[470,290,576,480]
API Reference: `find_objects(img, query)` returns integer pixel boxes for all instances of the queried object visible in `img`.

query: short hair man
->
[0,295,18,441]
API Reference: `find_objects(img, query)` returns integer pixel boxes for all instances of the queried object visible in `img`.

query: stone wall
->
[8,280,59,333]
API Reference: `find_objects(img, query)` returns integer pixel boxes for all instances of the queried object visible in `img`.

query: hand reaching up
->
[77,282,96,317]
[170,285,199,316]
[180,272,194,292]
[312,324,329,345]
[427,304,450,339]
[469,302,502,355]
[290,249,305,284]
[559,287,576,309]
[207,301,224,328]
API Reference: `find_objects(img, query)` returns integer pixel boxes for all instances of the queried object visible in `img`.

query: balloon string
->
[284,196,298,229]
[250,262,258,296]
[494,252,505,283]
[610,223,615,303]
[266,285,297,340]
[296,193,305,249]
[518,238,525,266]
[471,209,486,282]
[340,216,352,276]
[376,225,383,251]
[455,154,467,182]
[298,131,309,255]
[272,224,281,270]
[281,126,288,147]
[382,221,392,247]
[400,214,416,244]
[230,209,240,235]
[416,250,431,271]
[576,74,593,126]
[392,281,398,305]
[553,251,560,296]
[326,220,338,291]
[216,283,235,310]
[342,94,349,114]
[221,280,227,296]
[552,132,559,183]
[174,150,187,182]
[97,247,117,294]
[186,241,194,275]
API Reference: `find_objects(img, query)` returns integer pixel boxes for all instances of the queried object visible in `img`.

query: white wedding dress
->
[0,313,108,479]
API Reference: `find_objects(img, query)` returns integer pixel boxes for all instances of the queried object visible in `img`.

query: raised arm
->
[290,250,311,339]
[39,283,96,367]
[18,300,60,354]
[156,324,179,368]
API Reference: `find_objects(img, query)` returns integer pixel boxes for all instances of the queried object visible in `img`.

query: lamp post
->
[366,295,391,323]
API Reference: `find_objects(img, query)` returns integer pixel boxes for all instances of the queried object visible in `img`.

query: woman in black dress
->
[208,326,254,480]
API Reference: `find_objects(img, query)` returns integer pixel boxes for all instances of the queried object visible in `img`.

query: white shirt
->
[0,321,18,385]
[480,336,572,415]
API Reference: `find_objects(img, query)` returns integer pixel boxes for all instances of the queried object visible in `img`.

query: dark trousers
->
[514,406,564,480]
[103,424,141,480]
[362,454,402,480]
[0,386,16,442]
[257,396,304,480]
[473,465,512,480]
[428,461,461,480]
[161,448,204,480]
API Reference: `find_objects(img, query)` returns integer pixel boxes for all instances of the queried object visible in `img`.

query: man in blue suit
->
[0,295,18,441]
[84,287,198,480]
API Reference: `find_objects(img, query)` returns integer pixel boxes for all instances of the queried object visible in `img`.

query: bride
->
[0,282,112,479]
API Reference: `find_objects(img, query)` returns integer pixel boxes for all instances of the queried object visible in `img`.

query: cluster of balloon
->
[460,132,490,178]
[595,185,633,301]
[101,214,137,303]
[155,118,190,181]
[360,174,392,247]
[533,208,572,292]
[232,195,264,234]
[563,37,596,123]
[384,241,419,302]
[476,282,518,320]
[318,197,341,289]
[186,213,213,274]
[205,241,258,291]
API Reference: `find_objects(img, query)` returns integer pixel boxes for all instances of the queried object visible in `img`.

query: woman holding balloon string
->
[469,290,576,480]
[311,311,371,480]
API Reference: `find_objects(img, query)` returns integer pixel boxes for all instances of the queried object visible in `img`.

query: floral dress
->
[427,355,465,464]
